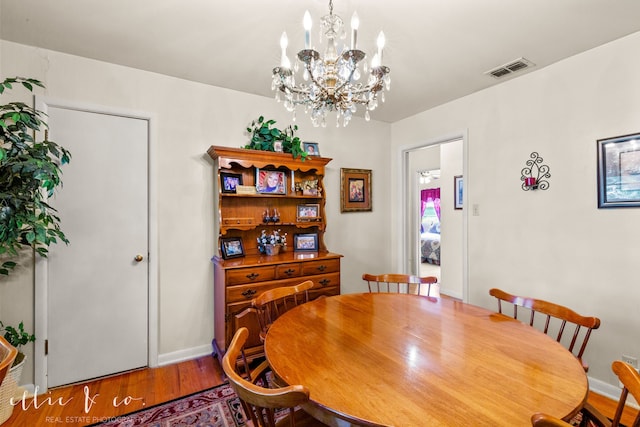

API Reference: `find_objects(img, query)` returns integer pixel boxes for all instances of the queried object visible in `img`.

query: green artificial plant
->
[0,321,35,366]
[0,77,71,276]
[245,116,307,160]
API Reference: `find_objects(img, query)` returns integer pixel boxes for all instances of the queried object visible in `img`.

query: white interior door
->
[42,105,149,387]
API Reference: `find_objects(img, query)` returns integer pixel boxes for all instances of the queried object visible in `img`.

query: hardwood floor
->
[6,356,225,427]
[6,355,638,426]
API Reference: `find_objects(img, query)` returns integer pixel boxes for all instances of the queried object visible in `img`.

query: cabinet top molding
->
[208,146,332,173]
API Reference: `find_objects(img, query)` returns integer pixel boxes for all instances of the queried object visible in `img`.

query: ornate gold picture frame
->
[340,168,372,212]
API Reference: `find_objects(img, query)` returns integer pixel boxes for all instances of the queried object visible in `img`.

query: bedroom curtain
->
[421,188,441,219]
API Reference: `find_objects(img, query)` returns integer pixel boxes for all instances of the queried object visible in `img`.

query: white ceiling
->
[2,0,640,123]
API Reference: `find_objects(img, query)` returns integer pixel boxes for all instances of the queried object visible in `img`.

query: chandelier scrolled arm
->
[271,0,390,127]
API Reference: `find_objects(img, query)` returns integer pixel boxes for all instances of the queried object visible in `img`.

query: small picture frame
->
[294,233,318,252]
[221,237,245,259]
[340,168,372,212]
[301,179,319,196]
[303,142,320,157]
[454,175,463,210]
[256,169,286,194]
[273,141,283,152]
[297,204,320,221]
[220,172,243,194]
[597,132,640,208]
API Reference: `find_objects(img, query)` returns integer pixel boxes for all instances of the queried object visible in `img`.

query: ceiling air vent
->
[485,57,535,79]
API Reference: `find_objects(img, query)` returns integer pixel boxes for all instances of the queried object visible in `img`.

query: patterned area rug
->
[89,383,248,427]
[87,381,605,427]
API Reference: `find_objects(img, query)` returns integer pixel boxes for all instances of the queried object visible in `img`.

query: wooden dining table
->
[264,293,588,427]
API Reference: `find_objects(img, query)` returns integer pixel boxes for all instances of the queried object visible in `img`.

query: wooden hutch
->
[207,146,342,361]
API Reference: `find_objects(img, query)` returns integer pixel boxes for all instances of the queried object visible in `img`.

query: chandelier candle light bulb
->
[377,31,385,62]
[303,11,312,49]
[280,32,289,68]
[350,12,359,50]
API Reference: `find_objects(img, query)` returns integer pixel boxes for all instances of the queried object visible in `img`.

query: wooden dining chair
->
[253,280,315,342]
[531,360,640,427]
[222,327,328,427]
[362,273,439,297]
[0,336,18,388]
[489,288,600,371]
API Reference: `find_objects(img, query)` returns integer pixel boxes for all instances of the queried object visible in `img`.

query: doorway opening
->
[401,134,467,301]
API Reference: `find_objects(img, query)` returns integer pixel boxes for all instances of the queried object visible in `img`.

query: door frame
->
[33,97,159,392]
[397,130,469,302]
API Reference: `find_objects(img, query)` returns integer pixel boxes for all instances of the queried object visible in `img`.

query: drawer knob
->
[246,273,260,280]
[319,279,330,286]
[316,265,327,272]
[284,268,295,276]
[242,289,257,299]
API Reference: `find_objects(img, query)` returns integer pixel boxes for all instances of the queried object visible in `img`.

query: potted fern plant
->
[0,76,71,276]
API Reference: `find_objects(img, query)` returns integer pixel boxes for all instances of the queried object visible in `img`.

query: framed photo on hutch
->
[597,132,640,208]
[303,142,320,157]
[220,172,243,194]
[220,237,245,259]
[340,168,372,212]
[297,204,320,221]
[256,169,286,194]
[294,233,319,252]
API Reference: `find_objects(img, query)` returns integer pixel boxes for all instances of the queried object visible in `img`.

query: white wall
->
[0,40,392,384]
[392,31,640,393]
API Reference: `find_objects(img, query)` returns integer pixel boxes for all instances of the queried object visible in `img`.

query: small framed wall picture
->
[294,233,318,252]
[256,169,286,194]
[221,237,245,259]
[454,175,463,210]
[297,204,320,221]
[220,172,243,194]
[303,142,320,157]
[340,168,372,212]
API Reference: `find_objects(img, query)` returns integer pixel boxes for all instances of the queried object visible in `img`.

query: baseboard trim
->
[440,289,463,300]
[589,375,639,408]
[157,343,213,367]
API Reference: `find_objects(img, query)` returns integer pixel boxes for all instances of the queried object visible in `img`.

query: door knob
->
[134,254,144,262]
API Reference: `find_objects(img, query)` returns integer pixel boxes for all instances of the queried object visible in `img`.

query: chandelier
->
[271,0,390,127]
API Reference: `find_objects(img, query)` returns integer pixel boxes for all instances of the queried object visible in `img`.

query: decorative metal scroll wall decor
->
[520,152,550,191]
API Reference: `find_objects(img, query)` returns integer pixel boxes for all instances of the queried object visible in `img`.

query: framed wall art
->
[294,233,318,252]
[256,168,286,194]
[220,172,243,194]
[220,237,245,259]
[597,132,640,208]
[340,168,372,212]
[454,175,463,210]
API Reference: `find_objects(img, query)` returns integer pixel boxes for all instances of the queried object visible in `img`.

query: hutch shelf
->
[207,146,342,361]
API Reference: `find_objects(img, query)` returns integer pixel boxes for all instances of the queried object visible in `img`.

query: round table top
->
[264,293,588,427]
